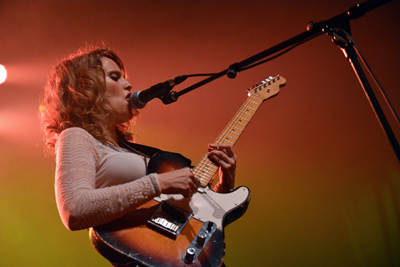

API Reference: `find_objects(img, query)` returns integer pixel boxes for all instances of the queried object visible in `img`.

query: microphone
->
[129,75,187,109]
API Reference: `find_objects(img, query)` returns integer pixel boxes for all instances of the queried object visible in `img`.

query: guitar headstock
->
[247,75,286,100]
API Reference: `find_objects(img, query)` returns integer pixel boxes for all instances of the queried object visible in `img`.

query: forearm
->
[56,173,160,231]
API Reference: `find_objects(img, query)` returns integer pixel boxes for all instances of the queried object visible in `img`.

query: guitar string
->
[188,78,282,188]
[195,93,263,186]
[169,92,266,198]
[195,75,280,184]
[196,95,261,183]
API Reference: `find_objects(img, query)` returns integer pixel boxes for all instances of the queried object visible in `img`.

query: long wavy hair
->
[40,46,134,150]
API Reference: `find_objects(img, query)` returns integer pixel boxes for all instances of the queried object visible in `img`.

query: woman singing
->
[40,46,236,266]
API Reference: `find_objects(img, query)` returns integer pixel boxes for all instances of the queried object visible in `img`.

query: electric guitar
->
[90,75,287,267]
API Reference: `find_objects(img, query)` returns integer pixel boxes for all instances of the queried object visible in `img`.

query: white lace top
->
[55,127,160,231]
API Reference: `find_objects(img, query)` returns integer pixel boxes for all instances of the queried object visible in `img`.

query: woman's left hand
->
[208,143,236,193]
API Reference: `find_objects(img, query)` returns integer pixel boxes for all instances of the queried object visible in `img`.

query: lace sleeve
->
[55,128,160,231]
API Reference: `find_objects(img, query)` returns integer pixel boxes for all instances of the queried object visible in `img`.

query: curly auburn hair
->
[40,46,134,150]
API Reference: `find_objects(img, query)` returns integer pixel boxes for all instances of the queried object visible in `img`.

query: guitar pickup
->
[147,202,192,239]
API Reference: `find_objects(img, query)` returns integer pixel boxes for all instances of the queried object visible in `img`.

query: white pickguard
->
[154,186,250,230]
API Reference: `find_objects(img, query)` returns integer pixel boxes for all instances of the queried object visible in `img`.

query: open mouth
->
[125,92,132,101]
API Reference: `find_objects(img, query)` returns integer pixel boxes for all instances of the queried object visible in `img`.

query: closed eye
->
[110,74,119,81]
[108,70,125,82]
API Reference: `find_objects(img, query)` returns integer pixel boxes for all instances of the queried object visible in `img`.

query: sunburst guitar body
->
[90,76,286,266]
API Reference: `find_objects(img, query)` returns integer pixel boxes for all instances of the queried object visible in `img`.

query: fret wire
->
[216,98,260,147]
[232,121,246,127]
[195,167,216,176]
[240,104,256,112]
[228,131,240,137]
[220,139,233,145]
[252,93,265,101]
[240,108,255,116]
[230,123,244,130]
[229,125,243,132]
[235,114,250,122]
[249,95,263,104]
[243,105,256,111]
[194,93,264,185]
[247,99,259,105]
[241,110,253,117]
[235,115,250,122]
[247,102,261,109]
[232,119,248,126]
[225,128,240,137]
[194,157,217,174]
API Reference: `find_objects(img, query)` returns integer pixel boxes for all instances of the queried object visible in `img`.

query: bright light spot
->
[0,64,7,84]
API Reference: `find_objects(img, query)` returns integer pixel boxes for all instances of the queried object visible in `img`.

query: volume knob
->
[184,247,196,263]
[196,233,206,247]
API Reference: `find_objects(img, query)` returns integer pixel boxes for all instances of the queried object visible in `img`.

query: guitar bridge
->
[147,201,192,239]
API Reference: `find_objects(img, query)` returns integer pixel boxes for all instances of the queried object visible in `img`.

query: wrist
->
[148,173,161,196]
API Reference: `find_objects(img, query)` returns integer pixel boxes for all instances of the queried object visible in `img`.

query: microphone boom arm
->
[165,0,399,161]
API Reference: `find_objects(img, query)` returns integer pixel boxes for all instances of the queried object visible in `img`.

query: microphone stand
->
[163,0,399,162]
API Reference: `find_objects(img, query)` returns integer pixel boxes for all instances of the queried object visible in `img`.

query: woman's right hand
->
[157,167,198,198]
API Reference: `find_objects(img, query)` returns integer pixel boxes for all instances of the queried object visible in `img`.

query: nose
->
[123,80,132,91]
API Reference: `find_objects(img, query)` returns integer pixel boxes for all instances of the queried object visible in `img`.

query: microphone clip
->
[129,75,187,109]
[160,90,178,104]
[159,75,187,104]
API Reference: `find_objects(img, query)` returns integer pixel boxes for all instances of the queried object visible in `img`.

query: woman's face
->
[101,57,136,124]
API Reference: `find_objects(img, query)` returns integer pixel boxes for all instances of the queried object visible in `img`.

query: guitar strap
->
[120,141,193,170]
[120,141,161,158]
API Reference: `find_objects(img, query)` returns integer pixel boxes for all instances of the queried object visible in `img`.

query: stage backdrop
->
[0,1,399,266]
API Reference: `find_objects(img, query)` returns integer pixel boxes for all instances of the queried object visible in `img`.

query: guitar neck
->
[193,94,265,187]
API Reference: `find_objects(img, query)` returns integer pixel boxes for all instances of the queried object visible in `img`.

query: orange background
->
[0,1,399,266]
